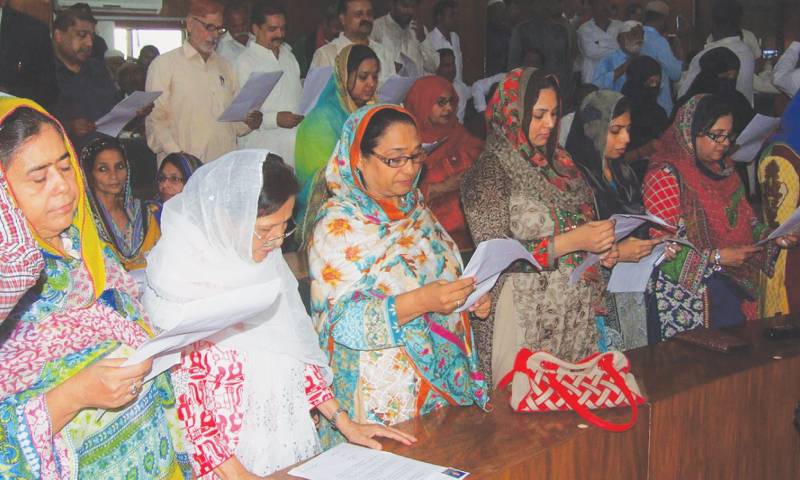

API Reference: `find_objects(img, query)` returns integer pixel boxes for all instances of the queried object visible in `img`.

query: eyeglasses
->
[157,175,184,185]
[371,150,427,168]
[253,223,296,247]
[703,131,737,144]
[436,96,457,107]
[191,16,227,35]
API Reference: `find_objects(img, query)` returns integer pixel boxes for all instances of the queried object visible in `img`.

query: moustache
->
[359,20,373,28]
[272,37,285,44]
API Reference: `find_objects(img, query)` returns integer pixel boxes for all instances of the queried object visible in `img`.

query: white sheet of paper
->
[95,91,161,137]
[219,71,283,122]
[299,66,334,116]
[607,244,667,293]
[124,279,282,382]
[732,114,781,163]
[378,74,417,104]
[422,136,447,154]
[398,52,421,78]
[456,239,541,312]
[756,205,800,246]
[287,444,470,480]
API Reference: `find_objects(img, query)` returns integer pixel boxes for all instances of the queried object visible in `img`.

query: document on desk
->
[288,443,470,480]
[569,213,674,286]
[219,71,283,122]
[124,279,282,382]
[732,114,781,163]
[756,205,800,246]
[299,66,333,115]
[456,238,541,312]
[378,74,417,104]
[95,91,161,137]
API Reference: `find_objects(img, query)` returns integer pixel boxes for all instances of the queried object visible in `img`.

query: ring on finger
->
[130,380,141,396]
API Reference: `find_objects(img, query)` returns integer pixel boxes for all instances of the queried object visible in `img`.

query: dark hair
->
[691,94,734,145]
[711,0,742,30]
[572,82,599,112]
[53,8,96,32]
[359,108,417,157]
[79,136,126,174]
[224,0,249,18]
[0,108,63,168]
[347,44,380,76]
[624,3,642,18]
[522,73,560,168]
[257,153,299,216]
[437,48,455,60]
[251,0,286,26]
[338,0,369,15]
[612,96,631,119]
[433,0,456,23]
[160,152,203,182]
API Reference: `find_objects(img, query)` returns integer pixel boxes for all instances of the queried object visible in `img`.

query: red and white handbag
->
[497,348,646,432]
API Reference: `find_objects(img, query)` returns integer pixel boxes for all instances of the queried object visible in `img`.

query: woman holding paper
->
[759,92,800,316]
[145,151,414,478]
[309,105,491,449]
[565,90,662,350]
[80,136,161,271]
[461,68,618,388]
[404,75,484,250]
[295,44,379,245]
[644,94,796,339]
[0,97,191,479]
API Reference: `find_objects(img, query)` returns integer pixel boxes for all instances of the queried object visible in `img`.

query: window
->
[113,27,183,59]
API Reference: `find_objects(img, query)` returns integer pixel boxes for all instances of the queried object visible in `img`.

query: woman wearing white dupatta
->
[143,150,414,479]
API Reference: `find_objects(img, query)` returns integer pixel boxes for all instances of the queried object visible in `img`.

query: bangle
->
[330,407,348,431]
[713,249,723,272]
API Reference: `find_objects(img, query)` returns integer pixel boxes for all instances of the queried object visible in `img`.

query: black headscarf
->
[676,47,754,134]
[566,90,645,221]
[621,55,669,150]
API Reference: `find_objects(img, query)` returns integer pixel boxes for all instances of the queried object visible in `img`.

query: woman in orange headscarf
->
[405,75,484,250]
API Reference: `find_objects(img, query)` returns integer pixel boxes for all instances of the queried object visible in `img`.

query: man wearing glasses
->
[146,0,262,165]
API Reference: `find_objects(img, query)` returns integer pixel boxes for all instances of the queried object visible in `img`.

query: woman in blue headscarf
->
[758,92,800,315]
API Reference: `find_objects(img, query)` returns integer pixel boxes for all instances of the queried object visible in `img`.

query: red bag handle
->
[497,348,535,390]
[544,354,640,432]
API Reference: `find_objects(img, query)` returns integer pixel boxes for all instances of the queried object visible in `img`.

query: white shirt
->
[471,72,505,113]
[234,41,302,167]
[422,27,463,83]
[679,36,755,106]
[706,29,761,60]
[577,18,623,83]
[146,41,248,164]
[310,33,396,87]
[773,41,800,98]
[371,14,424,74]
[216,32,253,66]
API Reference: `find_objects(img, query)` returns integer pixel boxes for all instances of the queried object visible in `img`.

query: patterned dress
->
[461,68,604,388]
[309,105,488,449]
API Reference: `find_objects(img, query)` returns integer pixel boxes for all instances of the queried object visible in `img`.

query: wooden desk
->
[271,318,800,479]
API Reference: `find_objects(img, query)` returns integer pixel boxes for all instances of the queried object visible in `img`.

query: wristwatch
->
[330,407,348,431]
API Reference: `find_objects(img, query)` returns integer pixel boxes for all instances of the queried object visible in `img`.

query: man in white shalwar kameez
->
[235,2,303,167]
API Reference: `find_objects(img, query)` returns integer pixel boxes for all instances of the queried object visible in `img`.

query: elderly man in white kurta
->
[371,0,425,74]
[234,2,302,167]
[310,0,396,87]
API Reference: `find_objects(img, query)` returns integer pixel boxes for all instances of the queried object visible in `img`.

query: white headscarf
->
[143,149,330,380]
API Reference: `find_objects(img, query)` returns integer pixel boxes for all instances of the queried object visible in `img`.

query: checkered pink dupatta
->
[497,348,646,432]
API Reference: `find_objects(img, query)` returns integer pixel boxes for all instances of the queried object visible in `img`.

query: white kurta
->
[310,33,396,87]
[421,27,463,83]
[216,32,253,66]
[234,41,302,167]
[577,18,623,84]
[371,14,424,74]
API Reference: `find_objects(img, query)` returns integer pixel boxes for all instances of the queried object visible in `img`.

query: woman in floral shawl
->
[0,97,190,478]
[309,104,490,449]
[644,94,797,339]
[294,44,379,242]
[461,68,618,388]
[80,136,160,271]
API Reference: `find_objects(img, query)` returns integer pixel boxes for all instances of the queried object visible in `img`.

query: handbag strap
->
[497,348,535,390]
[544,354,640,432]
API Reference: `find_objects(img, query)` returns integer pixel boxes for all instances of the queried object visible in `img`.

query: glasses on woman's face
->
[371,150,427,169]
[191,16,227,35]
[703,131,736,144]
[253,221,296,248]
[435,96,457,108]
[157,174,185,185]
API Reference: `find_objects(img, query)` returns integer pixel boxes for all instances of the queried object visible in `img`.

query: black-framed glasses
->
[191,16,227,35]
[157,174,184,185]
[436,96,457,107]
[703,131,736,144]
[253,221,296,247]
[371,150,427,168]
